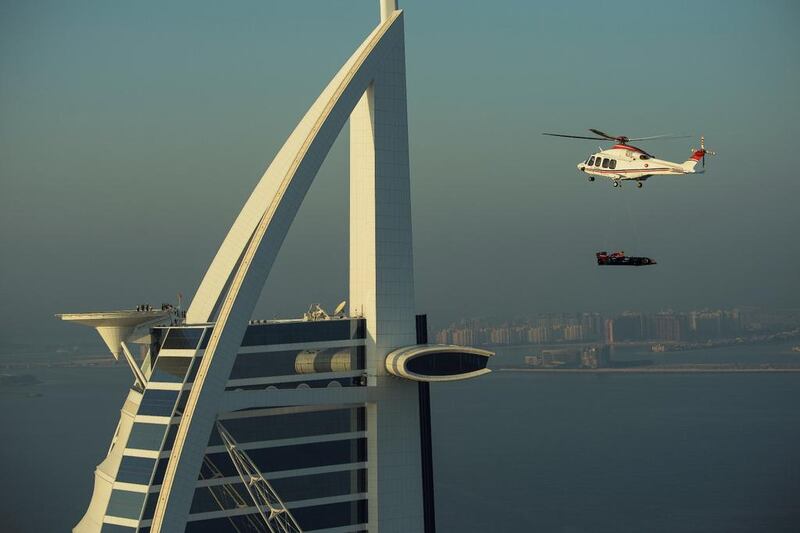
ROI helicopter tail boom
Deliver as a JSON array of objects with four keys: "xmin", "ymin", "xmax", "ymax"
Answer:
[{"xmin": 681, "ymin": 152, "xmax": 704, "ymax": 172}]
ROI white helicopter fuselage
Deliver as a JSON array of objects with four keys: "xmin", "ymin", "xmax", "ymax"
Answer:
[{"xmin": 577, "ymin": 144, "xmax": 704, "ymax": 187}]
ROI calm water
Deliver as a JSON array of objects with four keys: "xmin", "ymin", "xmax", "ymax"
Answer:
[{"xmin": 1, "ymin": 366, "xmax": 798, "ymax": 532}]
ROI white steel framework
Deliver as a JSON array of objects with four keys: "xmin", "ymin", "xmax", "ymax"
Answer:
[{"xmin": 215, "ymin": 421, "xmax": 303, "ymax": 533}]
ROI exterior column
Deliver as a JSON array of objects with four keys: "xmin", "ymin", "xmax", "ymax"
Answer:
[{"xmin": 349, "ymin": 15, "xmax": 423, "ymax": 530}]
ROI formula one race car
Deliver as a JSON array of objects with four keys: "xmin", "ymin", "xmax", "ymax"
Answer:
[{"xmin": 596, "ymin": 251, "xmax": 656, "ymax": 266}]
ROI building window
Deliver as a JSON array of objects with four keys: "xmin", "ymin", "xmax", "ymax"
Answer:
[
  {"xmin": 199, "ymin": 319, "xmax": 365, "ymax": 349},
  {"xmin": 184, "ymin": 501, "xmax": 368, "ymax": 532},
  {"xmin": 200, "ymin": 438, "xmax": 367, "ymax": 478},
  {"xmin": 106, "ymin": 489, "xmax": 146, "ymax": 520},
  {"xmin": 100, "ymin": 525, "xmax": 138, "ymax": 533},
  {"xmin": 292, "ymin": 500, "xmax": 368, "ymax": 531},
  {"xmin": 138, "ymin": 389, "xmax": 179, "ymax": 417},
  {"xmin": 116, "ymin": 456, "xmax": 156, "ymax": 485},
  {"xmin": 128, "ymin": 422, "xmax": 169, "ymax": 451},
  {"xmin": 225, "ymin": 377, "xmax": 356, "ymax": 391},
  {"xmin": 190, "ymin": 469, "xmax": 367, "ymax": 513},
  {"xmin": 141, "ymin": 491, "xmax": 160, "ymax": 520},
  {"xmin": 406, "ymin": 352, "xmax": 489, "ymax": 376},
  {"xmin": 150, "ymin": 356, "xmax": 192, "ymax": 383},
  {"xmin": 209, "ymin": 407, "xmax": 365, "ymax": 446},
  {"xmin": 162, "ymin": 328, "xmax": 204, "ymax": 350},
  {"xmin": 229, "ymin": 347, "xmax": 362, "ymax": 380}
]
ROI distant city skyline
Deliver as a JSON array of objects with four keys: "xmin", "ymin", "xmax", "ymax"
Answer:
[
  {"xmin": 2, "ymin": 1, "xmax": 799, "ymax": 348},
  {"xmin": 433, "ymin": 306, "xmax": 800, "ymax": 347}
]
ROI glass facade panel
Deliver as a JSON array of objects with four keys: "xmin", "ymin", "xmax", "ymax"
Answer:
[
  {"xmin": 191, "ymin": 469, "xmax": 366, "ymax": 513},
  {"xmin": 186, "ymin": 354, "xmax": 203, "ymax": 383},
  {"xmin": 197, "ymin": 319, "xmax": 365, "ymax": 349},
  {"xmin": 199, "ymin": 438, "xmax": 367, "ymax": 479},
  {"xmin": 275, "ymin": 468, "xmax": 367, "ymax": 502},
  {"xmin": 127, "ymin": 422, "xmax": 168, "ymax": 451},
  {"xmin": 106, "ymin": 489, "xmax": 146, "ymax": 520},
  {"xmin": 162, "ymin": 423, "xmax": 179, "ymax": 451},
  {"xmin": 141, "ymin": 491, "xmax": 159, "ymax": 520},
  {"xmin": 116, "ymin": 456, "xmax": 156, "ymax": 485},
  {"xmin": 174, "ymin": 390, "xmax": 191, "ymax": 416},
  {"xmin": 150, "ymin": 356, "xmax": 192, "ymax": 383},
  {"xmin": 184, "ymin": 501, "xmax": 367, "ymax": 533},
  {"xmin": 146, "ymin": 329, "xmax": 164, "ymax": 372},
  {"xmin": 209, "ymin": 408, "xmax": 364, "ymax": 446},
  {"xmin": 185, "ymin": 514, "xmax": 276, "ymax": 532},
  {"xmin": 161, "ymin": 327, "xmax": 204, "ymax": 350},
  {"xmin": 225, "ymin": 377, "xmax": 359, "ymax": 391},
  {"xmin": 152, "ymin": 457, "xmax": 169, "ymax": 486},
  {"xmin": 406, "ymin": 352, "xmax": 488, "ymax": 376},
  {"xmin": 242, "ymin": 320, "xmax": 359, "ymax": 346},
  {"xmin": 138, "ymin": 389, "xmax": 179, "ymax": 417},
  {"xmin": 292, "ymin": 500, "xmax": 368, "ymax": 531},
  {"xmin": 100, "ymin": 525, "xmax": 137, "ymax": 533},
  {"xmin": 229, "ymin": 347, "xmax": 362, "ymax": 380}
]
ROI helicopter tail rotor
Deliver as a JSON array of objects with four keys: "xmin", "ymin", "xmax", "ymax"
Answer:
[{"xmin": 691, "ymin": 135, "xmax": 716, "ymax": 168}]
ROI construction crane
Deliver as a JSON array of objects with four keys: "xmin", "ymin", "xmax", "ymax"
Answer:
[{"xmin": 215, "ymin": 420, "xmax": 304, "ymax": 533}]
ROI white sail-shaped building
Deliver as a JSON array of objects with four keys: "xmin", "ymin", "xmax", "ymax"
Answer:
[{"xmin": 60, "ymin": 2, "xmax": 492, "ymax": 531}]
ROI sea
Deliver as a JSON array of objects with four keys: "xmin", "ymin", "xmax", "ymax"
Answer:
[{"xmin": 1, "ymin": 346, "xmax": 799, "ymax": 532}]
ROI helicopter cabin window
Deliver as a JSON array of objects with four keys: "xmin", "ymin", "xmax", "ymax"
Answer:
[
  {"xmin": 588, "ymin": 156, "xmax": 595, "ymax": 166},
  {"xmin": 601, "ymin": 158, "xmax": 609, "ymax": 168},
  {"xmin": 609, "ymin": 159, "xmax": 617, "ymax": 169},
  {"xmin": 594, "ymin": 158, "xmax": 601, "ymax": 167}
]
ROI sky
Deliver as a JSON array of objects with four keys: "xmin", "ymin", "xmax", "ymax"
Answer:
[{"xmin": 1, "ymin": 0, "xmax": 799, "ymax": 348}]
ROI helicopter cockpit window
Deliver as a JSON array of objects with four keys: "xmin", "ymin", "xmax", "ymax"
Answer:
[
  {"xmin": 595, "ymin": 158, "xmax": 601, "ymax": 167},
  {"xmin": 601, "ymin": 158, "xmax": 609, "ymax": 168},
  {"xmin": 588, "ymin": 156, "xmax": 595, "ymax": 166},
  {"xmin": 609, "ymin": 159, "xmax": 617, "ymax": 169}
]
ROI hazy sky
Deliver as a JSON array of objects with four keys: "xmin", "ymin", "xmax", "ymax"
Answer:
[{"xmin": 1, "ymin": 0, "xmax": 799, "ymax": 347}]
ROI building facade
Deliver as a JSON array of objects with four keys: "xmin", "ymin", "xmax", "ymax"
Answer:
[{"xmin": 61, "ymin": 2, "xmax": 492, "ymax": 532}]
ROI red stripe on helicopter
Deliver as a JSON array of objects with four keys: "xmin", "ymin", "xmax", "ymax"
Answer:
[
  {"xmin": 611, "ymin": 144, "xmax": 652, "ymax": 156},
  {"xmin": 586, "ymin": 168, "xmax": 674, "ymax": 173}
]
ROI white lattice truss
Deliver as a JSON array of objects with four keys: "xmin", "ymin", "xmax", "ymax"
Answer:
[{"xmin": 215, "ymin": 421, "xmax": 303, "ymax": 533}]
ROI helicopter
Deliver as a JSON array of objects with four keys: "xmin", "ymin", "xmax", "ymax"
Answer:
[{"xmin": 543, "ymin": 129, "xmax": 715, "ymax": 188}]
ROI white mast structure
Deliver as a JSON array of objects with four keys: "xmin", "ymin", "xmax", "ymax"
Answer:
[{"xmin": 149, "ymin": 1, "xmax": 424, "ymax": 530}]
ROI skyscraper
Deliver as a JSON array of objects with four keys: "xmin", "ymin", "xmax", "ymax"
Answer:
[{"xmin": 59, "ymin": 2, "xmax": 492, "ymax": 532}]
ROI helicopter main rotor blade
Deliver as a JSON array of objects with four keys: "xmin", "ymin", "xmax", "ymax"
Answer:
[
  {"xmin": 542, "ymin": 133, "xmax": 607, "ymax": 140},
  {"xmin": 627, "ymin": 134, "xmax": 692, "ymax": 141},
  {"xmin": 588, "ymin": 128, "xmax": 618, "ymax": 140}
]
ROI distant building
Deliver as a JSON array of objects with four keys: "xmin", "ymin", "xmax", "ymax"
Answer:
[
  {"xmin": 579, "ymin": 345, "xmax": 610, "ymax": 369},
  {"xmin": 649, "ymin": 313, "xmax": 684, "ymax": 341},
  {"xmin": 613, "ymin": 313, "xmax": 645, "ymax": 341},
  {"xmin": 563, "ymin": 324, "xmax": 585, "ymax": 342},
  {"xmin": 604, "ymin": 319, "xmax": 615, "ymax": 344}
]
